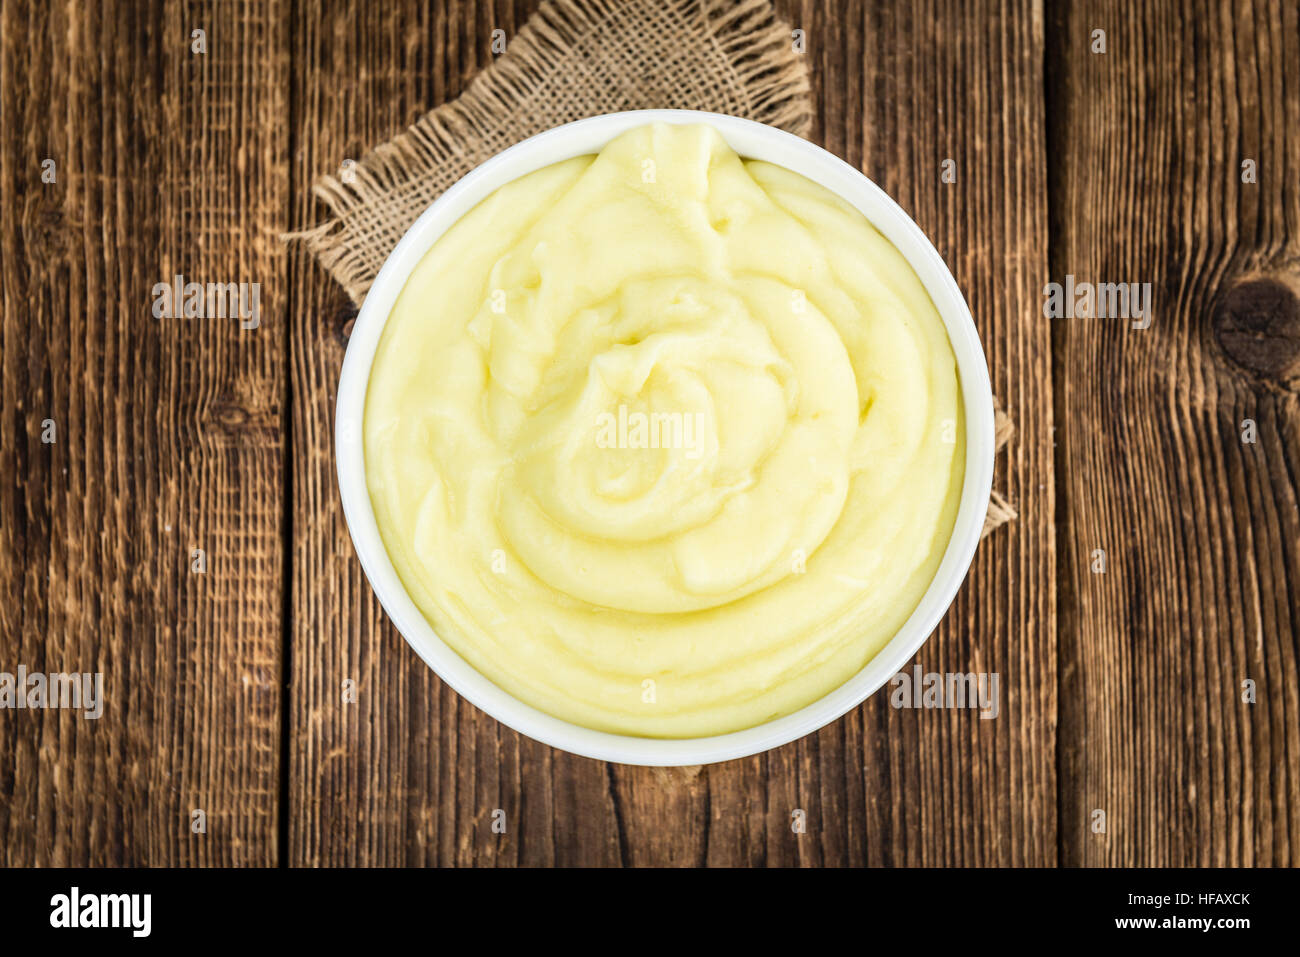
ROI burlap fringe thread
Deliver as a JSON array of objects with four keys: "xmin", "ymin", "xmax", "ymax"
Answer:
[
  {"xmin": 984, "ymin": 398, "xmax": 1017, "ymax": 539},
  {"xmin": 287, "ymin": 0, "xmax": 1017, "ymax": 539}
]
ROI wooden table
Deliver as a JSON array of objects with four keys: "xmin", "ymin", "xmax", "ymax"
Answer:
[{"xmin": 1, "ymin": 0, "xmax": 1296, "ymax": 867}]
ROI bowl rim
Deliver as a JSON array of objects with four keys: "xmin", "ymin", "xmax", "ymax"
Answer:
[{"xmin": 334, "ymin": 108, "xmax": 995, "ymax": 766}]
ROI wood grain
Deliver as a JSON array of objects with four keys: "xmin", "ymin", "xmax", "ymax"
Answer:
[
  {"xmin": 0, "ymin": 0, "xmax": 289, "ymax": 865},
  {"xmin": 1049, "ymin": 0, "xmax": 1300, "ymax": 866}
]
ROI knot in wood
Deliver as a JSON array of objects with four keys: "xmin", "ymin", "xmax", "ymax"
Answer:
[{"xmin": 1212, "ymin": 276, "xmax": 1300, "ymax": 379}]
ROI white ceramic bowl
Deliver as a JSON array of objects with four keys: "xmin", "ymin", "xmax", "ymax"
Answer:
[{"xmin": 336, "ymin": 109, "xmax": 994, "ymax": 766}]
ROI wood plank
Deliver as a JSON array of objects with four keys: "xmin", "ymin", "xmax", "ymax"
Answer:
[
  {"xmin": 1049, "ymin": 0, "xmax": 1300, "ymax": 865},
  {"xmin": 289, "ymin": 0, "xmax": 1054, "ymax": 865},
  {"xmin": 0, "ymin": 0, "xmax": 289, "ymax": 865}
]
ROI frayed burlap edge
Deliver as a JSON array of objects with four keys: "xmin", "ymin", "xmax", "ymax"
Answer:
[
  {"xmin": 982, "ymin": 397, "xmax": 1017, "ymax": 539},
  {"xmin": 287, "ymin": 0, "xmax": 813, "ymax": 304}
]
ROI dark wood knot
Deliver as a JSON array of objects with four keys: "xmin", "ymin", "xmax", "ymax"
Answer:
[
  {"xmin": 333, "ymin": 298, "xmax": 359, "ymax": 345},
  {"xmin": 1212, "ymin": 276, "xmax": 1300, "ymax": 379}
]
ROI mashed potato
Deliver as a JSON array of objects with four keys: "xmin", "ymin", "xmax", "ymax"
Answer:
[{"xmin": 364, "ymin": 123, "xmax": 964, "ymax": 737}]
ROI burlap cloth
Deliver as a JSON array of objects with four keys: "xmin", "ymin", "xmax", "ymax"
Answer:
[{"xmin": 291, "ymin": 0, "xmax": 1016, "ymax": 538}]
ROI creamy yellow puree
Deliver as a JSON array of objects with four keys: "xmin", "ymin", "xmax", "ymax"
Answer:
[{"xmin": 364, "ymin": 123, "xmax": 964, "ymax": 737}]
